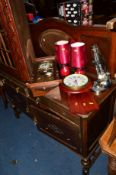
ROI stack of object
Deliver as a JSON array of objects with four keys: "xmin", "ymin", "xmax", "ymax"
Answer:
[
  {"xmin": 57, "ymin": 0, "xmax": 93, "ymax": 26},
  {"xmin": 55, "ymin": 40, "xmax": 87, "ymax": 77},
  {"xmin": 55, "ymin": 40, "xmax": 99, "ymax": 114}
]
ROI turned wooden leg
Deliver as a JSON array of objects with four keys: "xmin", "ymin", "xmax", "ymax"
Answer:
[
  {"xmin": 81, "ymin": 158, "xmax": 90, "ymax": 175},
  {"xmin": 108, "ymin": 156, "xmax": 116, "ymax": 175},
  {"xmin": 11, "ymin": 104, "xmax": 21, "ymax": 118},
  {"xmin": 0, "ymin": 88, "xmax": 8, "ymax": 108}
]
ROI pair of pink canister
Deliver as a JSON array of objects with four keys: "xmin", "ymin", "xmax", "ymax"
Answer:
[{"xmin": 55, "ymin": 40, "xmax": 87, "ymax": 77}]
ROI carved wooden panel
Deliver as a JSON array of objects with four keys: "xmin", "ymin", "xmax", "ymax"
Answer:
[
  {"xmin": 0, "ymin": 0, "xmax": 33, "ymax": 81},
  {"xmin": 0, "ymin": 29, "xmax": 14, "ymax": 67}
]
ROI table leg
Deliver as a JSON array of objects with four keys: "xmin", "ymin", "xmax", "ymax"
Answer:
[
  {"xmin": 81, "ymin": 158, "xmax": 90, "ymax": 175},
  {"xmin": 0, "ymin": 87, "xmax": 8, "ymax": 108}
]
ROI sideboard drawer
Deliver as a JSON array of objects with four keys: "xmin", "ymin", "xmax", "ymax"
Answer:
[{"xmin": 30, "ymin": 105, "xmax": 81, "ymax": 152}]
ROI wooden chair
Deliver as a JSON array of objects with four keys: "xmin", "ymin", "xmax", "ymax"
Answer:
[{"xmin": 99, "ymin": 116, "xmax": 116, "ymax": 175}]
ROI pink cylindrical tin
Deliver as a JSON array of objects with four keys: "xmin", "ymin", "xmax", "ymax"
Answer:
[
  {"xmin": 70, "ymin": 42, "xmax": 87, "ymax": 69},
  {"xmin": 55, "ymin": 40, "xmax": 70, "ymax": 64},
  {"xmin": 55, "ymin": 40, "xmax": 70, "ymax": 77}
]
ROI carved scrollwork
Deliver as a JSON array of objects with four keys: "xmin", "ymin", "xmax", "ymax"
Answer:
[{"xmin": 0, "ymin": 0, "xmax": 30, "ymax": 80}]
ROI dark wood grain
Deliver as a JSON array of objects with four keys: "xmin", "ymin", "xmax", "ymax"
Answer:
[{"xmin": 0, "ymin": 1, "xmax": 116, "ymax": 175}]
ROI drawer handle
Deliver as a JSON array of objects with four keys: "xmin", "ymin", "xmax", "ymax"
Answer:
[
  {"xmin": 66, "ymin": 138, "xmax": 71, "ymax": 141},
  {"xmin": 33, "ymin": 117, "xmax": 37, "ymax": 125},
  {"xmin": 16, "ymin": 87, "xmax": 20, "ymax": 93},
  {"xmin": 47, "ymin": 124, "xmax": 64, "ymax": 135}
]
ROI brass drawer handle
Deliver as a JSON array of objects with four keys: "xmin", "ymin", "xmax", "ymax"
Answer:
[{"xmin": 16, "ymin": 87, "xmax": 20, "ymax": 93}]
